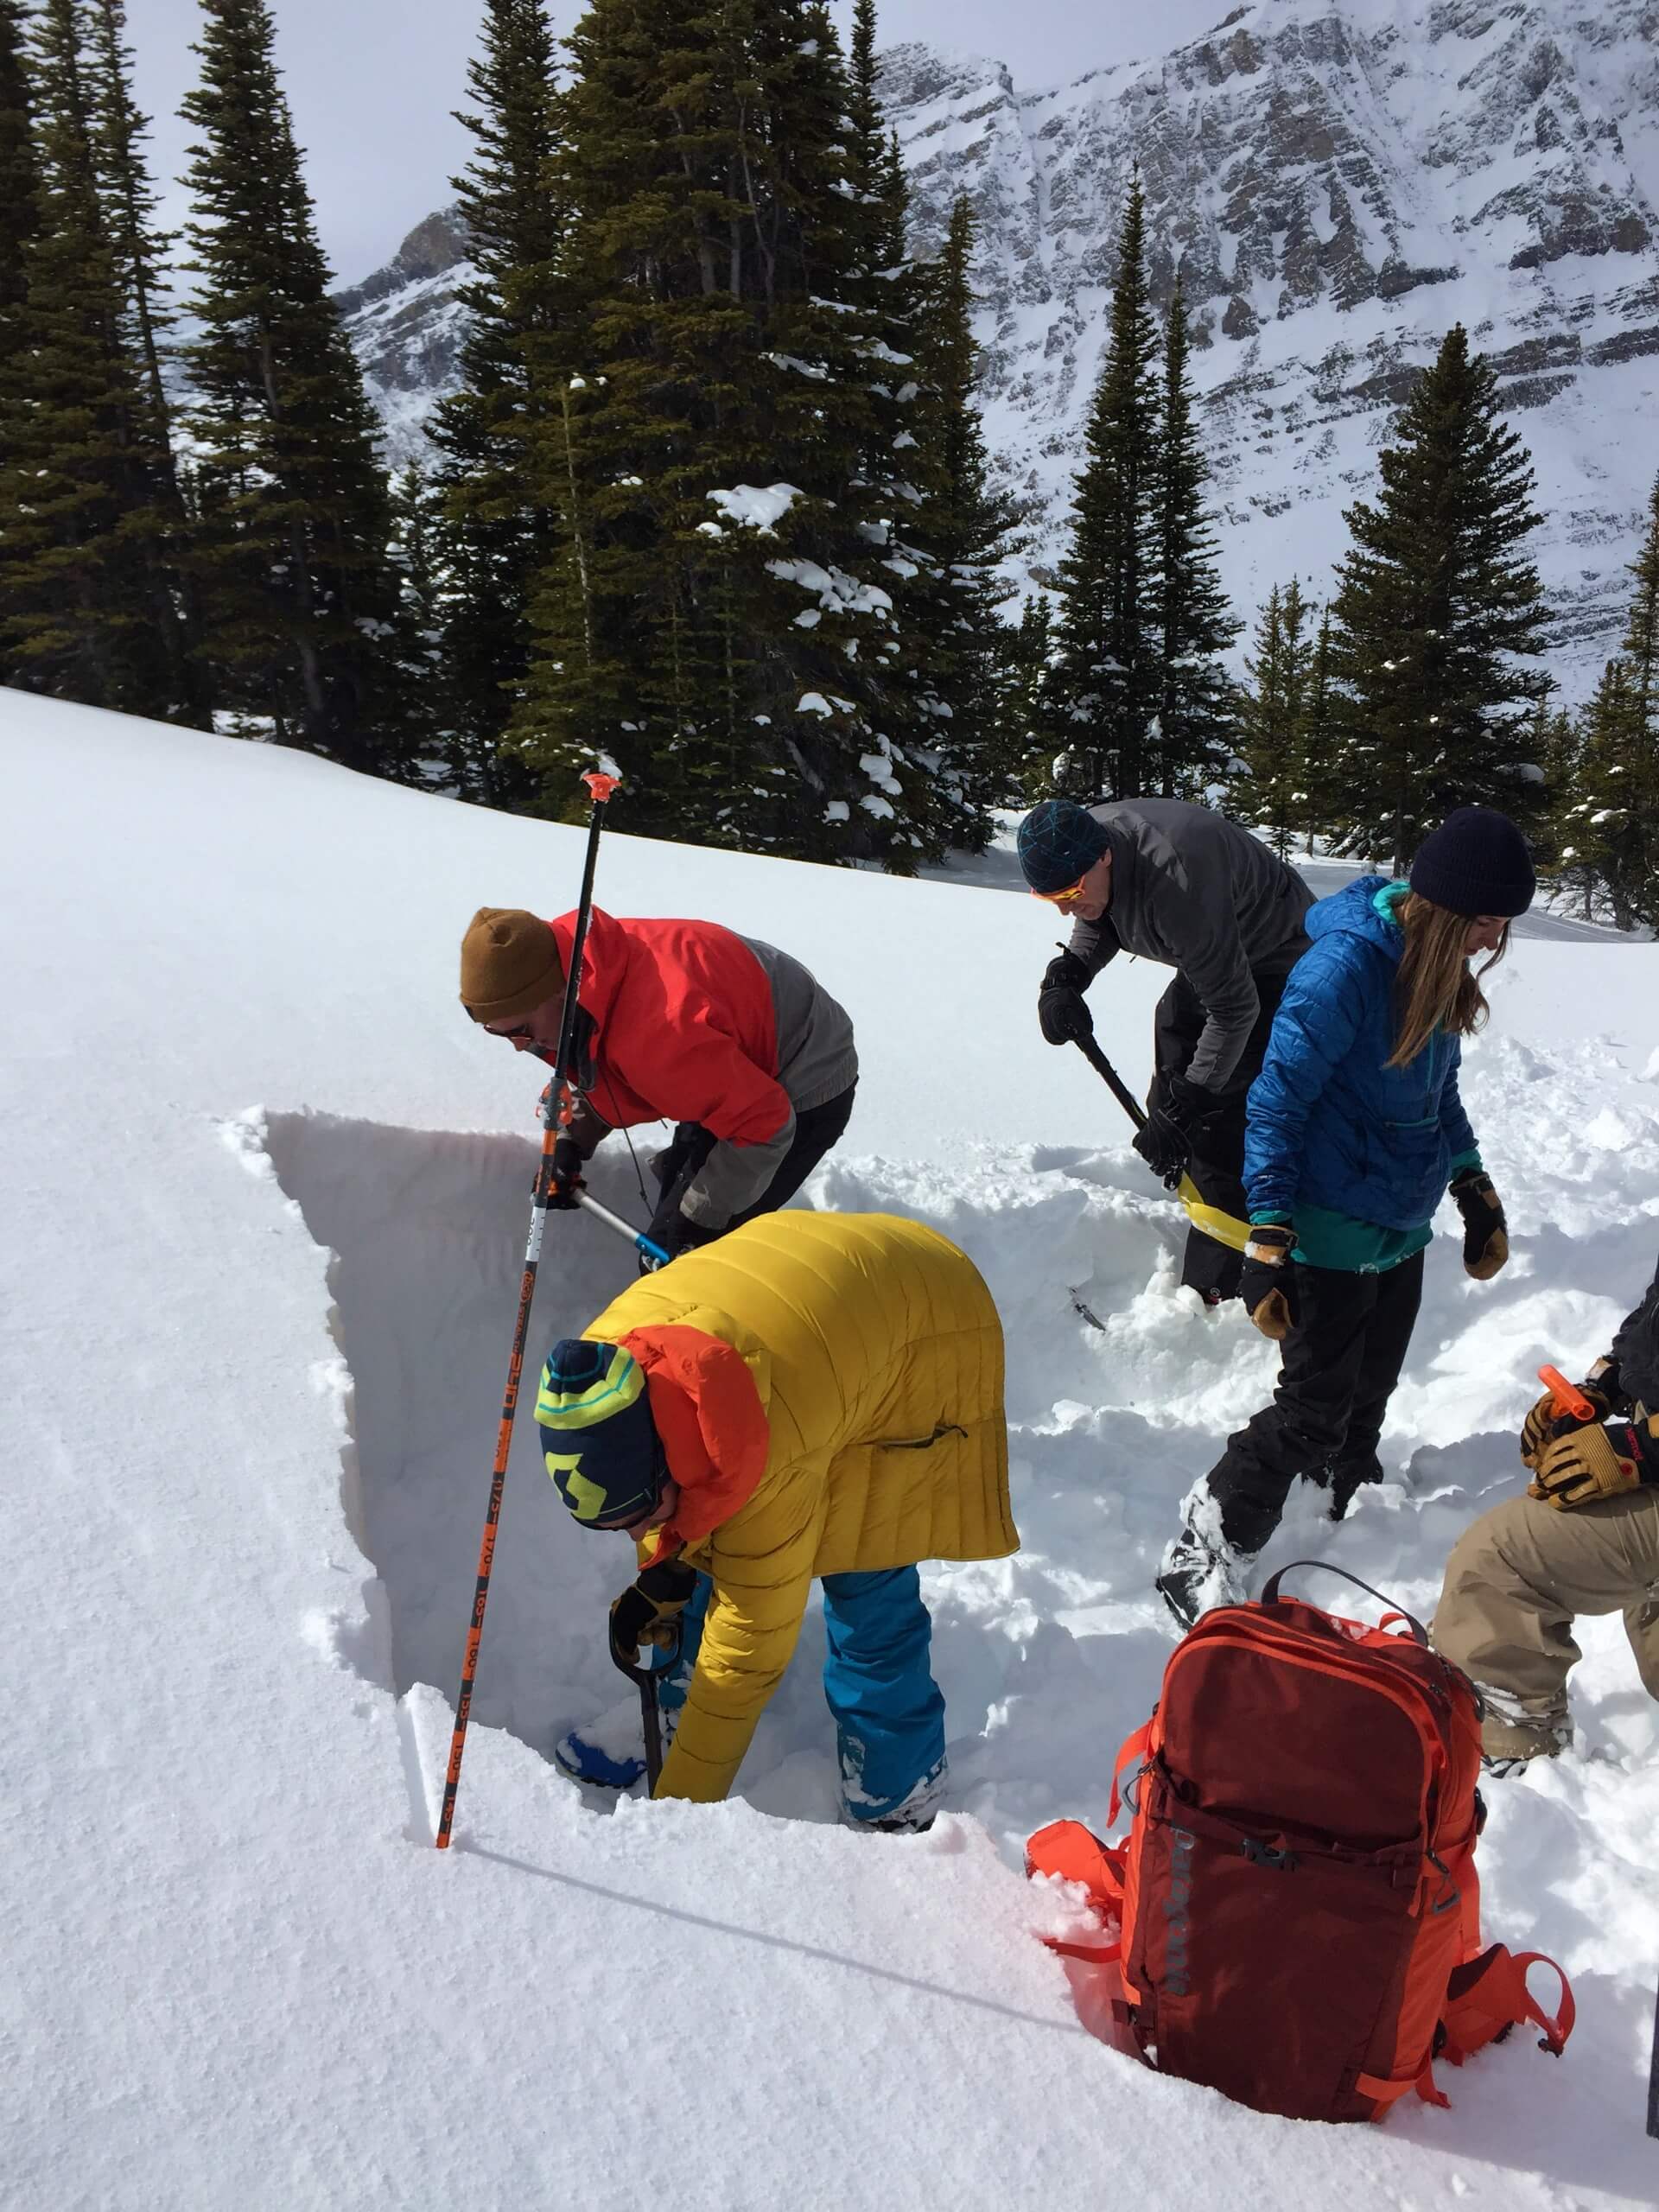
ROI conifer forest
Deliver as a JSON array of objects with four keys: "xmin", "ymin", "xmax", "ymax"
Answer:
[{"xmin": 2, "ymin": 0, "xmax": 1656, "ymax": 917}]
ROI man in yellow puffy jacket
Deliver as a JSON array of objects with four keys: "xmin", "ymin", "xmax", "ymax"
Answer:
[{"xmin": 535, "ymin": 1211, "xmax": 1017, "ymax": 1827}]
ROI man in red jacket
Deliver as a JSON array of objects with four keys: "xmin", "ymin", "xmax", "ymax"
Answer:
[{"xmin": 461, "ymin": 906, "xmax": 859, "ymax": 1263}]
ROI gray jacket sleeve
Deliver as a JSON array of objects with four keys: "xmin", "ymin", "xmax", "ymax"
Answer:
[
  {"xmin": 1064, "ymin": 912, "xmax": 1121, "ymax": 978},
  {"xmin": 679, "ymin": 1111, "xmax": 797, "ymax": 1228},
  {"xmin": 1143, "ymin": 874, "xmax": 1261, "ymax": 1092}
]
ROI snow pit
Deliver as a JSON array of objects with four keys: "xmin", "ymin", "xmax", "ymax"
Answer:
[{"xmin": 259, "ymin": 1108, "xmax": 671, "ymax": 1772}]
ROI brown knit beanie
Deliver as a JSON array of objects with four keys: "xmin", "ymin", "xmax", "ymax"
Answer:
[{"xmin": 459, "ymin": 907, "xmax": 565, "ymax": 1023}]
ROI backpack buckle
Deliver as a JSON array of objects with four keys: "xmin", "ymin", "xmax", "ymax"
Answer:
[{"xmin": 1241, "ymin": 1835, "xmax": 1298, "ymax": 1872}]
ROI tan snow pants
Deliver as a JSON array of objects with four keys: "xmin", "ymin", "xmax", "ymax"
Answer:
[{"xmin": 1431, "ymin": 1489, "xmax": 1659, "ymax": 1761}]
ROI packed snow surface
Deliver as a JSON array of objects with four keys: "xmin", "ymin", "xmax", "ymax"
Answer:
[{"xmin": 6, "ymin": 691, "xmax": 1659, "ymax": 2208}]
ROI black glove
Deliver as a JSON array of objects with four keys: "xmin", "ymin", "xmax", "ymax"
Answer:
[
  {"xmin": 639, "ymin": 1206, "xmax": 721, "ymax": 1275},
  {"xmin": 1448, "ymin": 1167, "xmax": 1508, "ymax": 1281},
  {"xmin": 1037, "ymin": 950, "xmax": 1092, "ymax": 1047},
  {"xmin": 1131, "ymin": 1074, "xmax": 1205, "ymax": 1190},
  {"xmin": 1239, "ymin": 1223, "xmax": 1298, "ymax": 1341},
  {"xmin": 546, "ymin": 1135, "xmax": 585, "ymax": 1211},
  {"xmin": 608, "ymin": 1559, "xmax": 698, "ymax": 1669}
]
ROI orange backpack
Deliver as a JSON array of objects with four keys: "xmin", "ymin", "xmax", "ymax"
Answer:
[{"xmin": 1027, "ymin": 1563, "xmax": 1574, "ymax": 2123}]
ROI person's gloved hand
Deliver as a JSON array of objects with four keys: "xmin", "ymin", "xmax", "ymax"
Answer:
[
  {"xmin": 1239, "ymin": 1223, "xmax": 1298, "ymax": 1341},
  {"xmin": 1448, "ymin": 1167, "xmax": 1509, "ymax": 1281},
  {"xmin": 1520, "ymin": 1367, "xmax": 1620, "ymax": 1470},
  {"xmin": 639, "ymin": 1207, "xmax": 721, "ymax": 1275},
  {"xmin": 1037, "ymin": 950, "xmax": 1092, "ymax": 1047},
  {"xmin": 1132, "ymin": 1074, "xmax": 1205, "ymax": 1191},
  {"xmin": 608, "ymin": 1560, "xmax": 698, "ymax": 1668},
  {"xmin": 545, "ymin": 1135, "xmax": 586, "ymax": 1211},
  {"xmin": 1528, "ymin": 1419, "xmax": 1654, "ymax": 1510}
]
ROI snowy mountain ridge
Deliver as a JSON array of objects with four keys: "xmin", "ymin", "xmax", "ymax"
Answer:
[{"xmin": 337, "ymin": 0, "xmax": 1659, "ymax": 690}]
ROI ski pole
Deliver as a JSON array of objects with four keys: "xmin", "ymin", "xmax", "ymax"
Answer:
[
  {"xmin": 1648, "ymin": 1979, "xmax": 1659, "ymax": 2139},
  {"xmin": 1071, "ymin": 1034, "xmax": 1252, "ymax": 1255},
  {"xmin": 435, "ymin": 766, "xmax": 620, "ymax": 1851}
]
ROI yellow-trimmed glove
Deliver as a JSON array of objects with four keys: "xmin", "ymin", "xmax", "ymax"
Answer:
[
  {"xmin": 1448, "ymin": 1167, "xmax": 1508, "ymax": 1281},
  {"xmin": 608, "ymin": 1559, "xmax": 698, "ymax": 1668},
  {"xmin": 1519, "ymin": 1376, "xmax": 1617, "ymax": 1471},
  {"xmin": 1240, "ymin": 1223, "xmax": 1298, "ymax": 1342},
  {"xmin": 1529, "ymin": 1422, "xmax": 1644, "ymax": 1510}
]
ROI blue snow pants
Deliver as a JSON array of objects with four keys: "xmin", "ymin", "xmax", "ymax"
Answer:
[{"xmin": 655, "ymin": 1566, "xmax": 946, "ymax": 1819}]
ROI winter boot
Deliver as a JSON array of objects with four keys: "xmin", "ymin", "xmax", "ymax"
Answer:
[
  {"xmin": 1155, "ymin": 1522, "xmax": 1253, "ymax": 1632},
  {"xmin": 841, "ymin": 1756, "xmax": 947, "ymax": 1835}
]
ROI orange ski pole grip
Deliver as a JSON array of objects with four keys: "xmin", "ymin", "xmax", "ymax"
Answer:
[{"xmin": 1539, "ymin": 1365, "xmax": 1596, "ymax": 1422}]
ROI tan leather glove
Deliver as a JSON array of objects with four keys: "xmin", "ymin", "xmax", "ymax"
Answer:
[
  {"xmin": 1529, "ymin": 1423, "xmax": 1642, "ymax": 1510},
  {"xmin": 1449, "ymin": 1168, "xmax": 1508, "ymax": 1281},
  {"xmin": 1240, "ymin": 1224, "xmax": 1297, "ymax": 1342}
]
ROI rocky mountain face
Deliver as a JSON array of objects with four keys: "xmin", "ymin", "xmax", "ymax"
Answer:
[{"xmin": 335, "ymin": 0, "xmax": 1659, "ymax": 688}]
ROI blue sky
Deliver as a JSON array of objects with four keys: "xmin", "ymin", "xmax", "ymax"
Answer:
[{"xmin": 127, "ymin": 0, "xmax": 1233, "ymax": 285}]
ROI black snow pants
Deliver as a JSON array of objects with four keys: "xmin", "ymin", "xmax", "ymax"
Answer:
[
  {"xmin": 1148, "ymin": 966, "xmax": 1293, "ymax": 1301},
  {"xmin": 649, "ymin": 1082, "xmax": 858, "ymax": 1243},
  {"xmin": 1203, "ymin": 1249, "xmax": 1426, "ymax": 1555}
]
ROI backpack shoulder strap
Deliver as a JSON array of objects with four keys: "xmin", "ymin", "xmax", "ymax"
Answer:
[
  {"xmin": 1442, "ymin": 1945, "xmax": 1575, "ymax": 2064},
  {"xmin": 1108, "ymin": 1719, "xmax": 1152, "ymax": 1827}
]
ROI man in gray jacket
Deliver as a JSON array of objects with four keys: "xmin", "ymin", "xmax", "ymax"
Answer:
[{"xmin": 1018, "ymin": 796, "xmax": 1313, "ymax": 1301}]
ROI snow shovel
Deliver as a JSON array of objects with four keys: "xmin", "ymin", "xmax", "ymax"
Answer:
[
  {"xmin": 1073, "ymin": 1034, "xmax": 1250, "ymax": 1255},
  {"xmin": 611, "ymin": 1619, "xmax": 683, "ymax": 1795}
]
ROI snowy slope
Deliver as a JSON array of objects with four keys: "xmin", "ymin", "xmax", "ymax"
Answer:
[
  {"xmin": 6, "ymin": 691, "xmax": 1659, "ymax": 2208},
  {"xmin": 338, "ymin": 1, "xmax": 1659, "ymax": 696}
]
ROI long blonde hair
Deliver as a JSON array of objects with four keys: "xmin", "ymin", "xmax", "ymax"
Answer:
[{"xmin": 1387, "ymin": 893, "xmax": 1509, "ymax": 1069}]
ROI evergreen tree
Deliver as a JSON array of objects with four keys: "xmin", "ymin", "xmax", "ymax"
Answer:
[
  {"xmin": 516, "ymin": 0, "xmax": 965, "ymax": 866},
  {"xmin": 1006, "ymin": 590, "xmax": 1052, "ymax": 789},
  {"xmin": 1155, "ymin": 272, "xmax": 1237, "ymax": 797},
  {"xmin": 1622, "ymin": 469, "xmax": 1659, "ymax": 735},
  {"xmin": 381, "ymin": 461, "xmax": 461, "ymax": 783},
  {"xmin": 1297, "ymin": 606, "xmax": 1341, "ymax": 855},
  {"xmin": 1563, "ymin": 658, "xmax": 1657, "ymax": 931},
  {"xmin": 0, "ymin": 0, "xmax": 39, "ymax": 689},
  {"xmin": 1229, "ymin": 579, "xmax": 1312, "ymax": 855},
  {"xmin": 906, "ymin": 192, "xmax": 1018, "ymax": 832},
  {"xmin": 1041, "ymin": 172, "xmax": 1161, "ymax": 797},
  {"xmin": 86, "ymin": 0, "xmax": 211, "ymax": 721},
  {"xmin": 0, "ymin": 0, "xmax": 39, "ymax": 367},
  {"xmin": 0, "ymin": 0, "xmax": 191, "ymax": 715},
  {"xmin": 180, "ymin": 0, "xmax": 396, "ymax": 766},
  {"xmin": 429, "ymin": 0, "xmax": 563, "ymax": 804},
  {"xmin": 1327, "ymin": 323, "xmax": 1549, "ymax": 872},
  {"xmin": 1523, "ymin": 683, "xmax": 1575, "ymax": 869}
]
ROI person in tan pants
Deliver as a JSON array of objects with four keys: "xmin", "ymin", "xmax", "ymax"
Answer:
[{"xmin": 1433, "ymin": 1253, "xmax": 1659, "ymax": 1767}]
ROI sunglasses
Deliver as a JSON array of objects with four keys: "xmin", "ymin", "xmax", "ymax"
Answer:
[
  {"xmin": 486, "ymin": 1018, "xmax": 537, "ymax": 1043},
  {"xmin": 1030, "ymin": 873, "xmax": 1090, "ymax": 906}
]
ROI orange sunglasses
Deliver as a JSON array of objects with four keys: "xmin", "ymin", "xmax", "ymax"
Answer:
[{"xmin": 1029, "ymin": 873, "xmax": 1091, "ymax": 906}]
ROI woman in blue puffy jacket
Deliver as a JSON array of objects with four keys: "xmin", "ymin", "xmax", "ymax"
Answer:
[{"xmin": 1157, "ymin": 808, "xmax": 1536, "ymax": 1630}]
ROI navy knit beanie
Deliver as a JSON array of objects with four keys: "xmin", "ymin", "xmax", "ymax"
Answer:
[
  {"xmin": 1408, "ymin": 807, "xmax": 1535, "ymax": 920},
  {"xmin": 534, "ymin": 1339, "xmax": 664, "ymax": 1529},
  {"xmin": 1016, "ymin": 798, "xmax": 1110, "ymax": 893}
]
